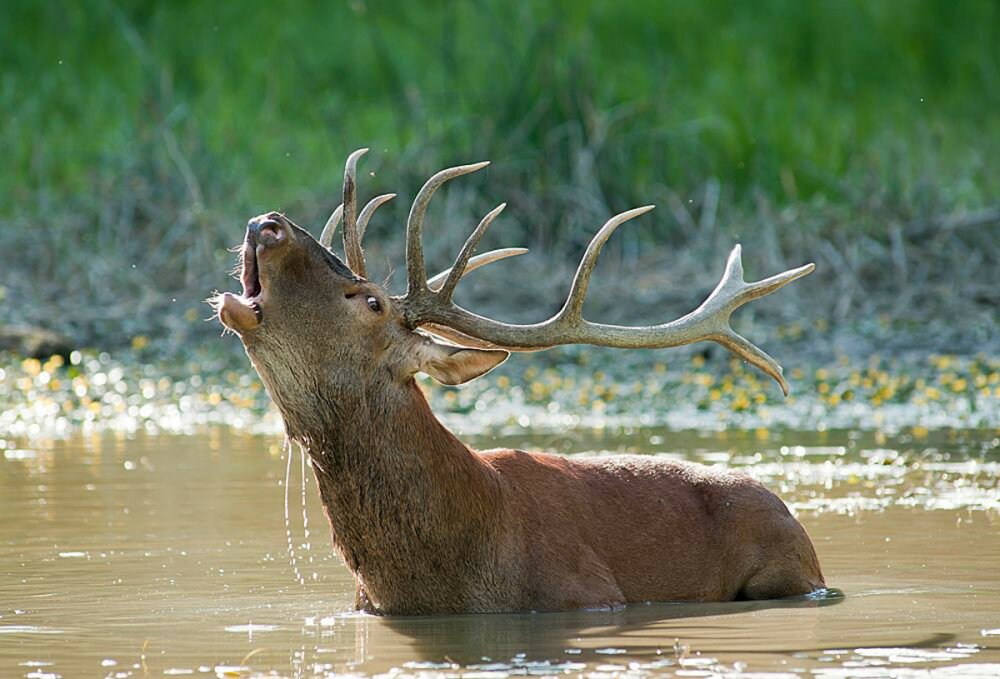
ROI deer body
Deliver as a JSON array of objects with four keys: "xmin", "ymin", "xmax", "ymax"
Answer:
[
  {"xmin": 262, "ymin": 367, "xmax": 823, "ymax": 615},
  {"xmin": 217, "ymin": 149, "xmax": 825, "ymax": 615}
]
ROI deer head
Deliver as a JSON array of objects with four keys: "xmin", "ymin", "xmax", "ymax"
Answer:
[
  {"xmin": 216, "ymin": 148, "xmax": 813, "ymax": 435},
  {"xmin": 213, "ymin": 151, "xmax": 522, "ymax": 435}
]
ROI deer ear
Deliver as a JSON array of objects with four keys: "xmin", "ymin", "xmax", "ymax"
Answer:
[{"xmin": 409, "ymin": 335, "xmax": 508, "ymax": 385}]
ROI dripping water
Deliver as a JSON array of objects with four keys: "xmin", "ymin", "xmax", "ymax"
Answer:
[
  {"xmin": 299, "ymin": 442, "xmax": 315, "ymax": 579},
  {"xmin": 283, "ymin": 436, "xmax": 305, "ymax": 585}
]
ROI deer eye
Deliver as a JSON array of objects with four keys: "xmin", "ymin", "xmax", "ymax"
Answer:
[{"xmin": 366, "ymin": 296, "xmax": 381, "ymax": 312}]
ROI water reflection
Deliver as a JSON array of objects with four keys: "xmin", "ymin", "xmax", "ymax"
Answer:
[
  {"xmin": 376, "ymin": 592, "xmax": 845, "ymax": 666},
  {"xmin": 0, "ymin": 428, "xmax": 998, "ymax": 677}
]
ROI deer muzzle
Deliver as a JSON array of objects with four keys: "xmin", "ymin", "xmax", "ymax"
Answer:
[{"xmin": 217, "ymin": 213, "xmax": 291, "ymax": 333}]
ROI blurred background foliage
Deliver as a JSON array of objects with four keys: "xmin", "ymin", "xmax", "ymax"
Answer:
[{"xmin": 1, "ymin": 0, "xmax": 997, "ymax": 355}]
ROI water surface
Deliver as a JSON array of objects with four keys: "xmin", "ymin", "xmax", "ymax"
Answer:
[{"xmin": 1, "ymin": 428, "xmax": 998, "ymax": 677}]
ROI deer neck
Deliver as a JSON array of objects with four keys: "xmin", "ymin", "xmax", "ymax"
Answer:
[{"xmin": 284, "ymin": 378, "xmax": 504, "ymax": 608}]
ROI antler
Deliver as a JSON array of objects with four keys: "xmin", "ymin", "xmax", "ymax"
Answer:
[
  {"xmin": 398, "ymin": 162, "xmax": 815, "ymax": 395},
  {"xmin": 318, "ymin": 148, "xmax": 397, "ymax": 256},
  {"xmin": 318, "ymin": 151, "xmax": 527, "ymax": 287}
]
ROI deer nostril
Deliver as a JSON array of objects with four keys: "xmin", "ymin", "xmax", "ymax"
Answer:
[
  {"xmin": 260, "ymin": 220, "xmax": 281, "ymax": 238},
  {"xmin": 248, "ymin": 215, "xmax": 286, "ymax": 247}
]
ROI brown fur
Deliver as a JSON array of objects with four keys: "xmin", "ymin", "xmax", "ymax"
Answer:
[{"xmin": 217, "ymin": 212, "xmax": 825, "ymax": 615}]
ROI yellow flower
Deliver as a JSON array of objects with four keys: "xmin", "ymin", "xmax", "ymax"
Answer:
[
  {"xmin": 131, "ymin": 335, "xmax": 149, "ymax": 350},
  {"xmin": 934, "ymin": 355, "xmax": 953, "ymax": 370},
  {"xmin": 950, "ymin": 378, "xmax": 967, "ymax": 392}
]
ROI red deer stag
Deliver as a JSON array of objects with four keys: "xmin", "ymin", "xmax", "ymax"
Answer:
[{"xmin": 215, "ymin": 149, "xmax": 824, "ymax": 615}]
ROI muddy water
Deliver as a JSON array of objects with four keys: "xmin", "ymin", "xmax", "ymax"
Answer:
[{"xmin": 1, "ymin": 428, "xmax": 998, "ymax": 678}]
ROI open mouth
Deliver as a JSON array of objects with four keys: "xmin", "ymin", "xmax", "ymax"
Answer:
[
  {"xmin": 218, "ymin": 214, "xmax": 290, "ymax": 332},
  {"xmin": 240, "ymin": 243, "xmax": 264, "ymax": 322}
]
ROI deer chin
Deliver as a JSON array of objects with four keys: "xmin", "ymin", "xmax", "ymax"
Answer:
[{"xmin": 217, "ymin": 292, "xmax": 263, "ymax": 333}]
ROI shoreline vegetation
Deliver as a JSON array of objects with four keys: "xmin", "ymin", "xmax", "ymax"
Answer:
[
  {"xmin": 2, "ymin": 2, "xmax": 997, "ymax": 351},
  {"xmin": 2, "ymin": 343, "xmax": 996, "ymax": 442},
  {"xmin": 1, "ymin": 2, "xmax": 996, "ymax": 441}
]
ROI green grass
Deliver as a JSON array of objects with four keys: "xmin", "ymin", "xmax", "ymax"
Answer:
[{"xmin": 1, "ymin": 0, "xmax": 997, "ymax": 349}]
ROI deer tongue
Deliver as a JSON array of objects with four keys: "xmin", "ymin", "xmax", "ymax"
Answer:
[{"xmin": 241, "ymin": 243, "xmax": 262, "ymax": 299}]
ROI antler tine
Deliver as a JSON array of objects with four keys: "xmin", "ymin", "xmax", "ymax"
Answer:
[
  {"xmin": 342, "ymin": 148, "xmax": 369, "ymax": 277},
  {"xmin": 427, "ymin": 247, "xmax": 529, "ymax": 292},
  {"xmin": 319, "ymin": 204, "xmax": 343, "ymax": 248},
  {"xmin": 322, "ymin": 192, "xmax": 394, "ymax": 252},
  {"xmin": 357, "ymin": 194, "xmax": 396, "ymax": 241},
  {"xmin": 436, "ymin": 203, "xmax": 507, "ymax": 302},
  {"xmin": 420, "ymin": 323, "xmax": 504, "ymax": 350},
  {"xmin": 693, "ymin": 245, "xmax": 814, "ymax": 395},
  {"xmin": 558, "ymin": 206, "xmax": 655, "ymax": 322},
  {"xmin": 406, "ymin": 161, "xmax": 490, "ymax": 296}
]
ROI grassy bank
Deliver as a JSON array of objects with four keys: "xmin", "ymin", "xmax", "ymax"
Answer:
[{"xmin": 1, "ymin": 0, "xmax": 997, "ymax": 354}]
